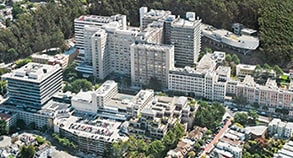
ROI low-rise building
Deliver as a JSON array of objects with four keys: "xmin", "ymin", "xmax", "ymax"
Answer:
[
  {"xmin": 71, "ymin": 80, "xmax": 118, "ymax": 114},
  {"xmin": 168, "ymin": 52, "xmax": 230, "ymax": 102},
  {"xmin": 0, "ymin": 111, "xmax": 17, "ymax": 132},
  {"xmin": 236, "ymin": 64, "xmax": 256, "ymax": 77},
  {"xmin": 274, "ymin": 141, "xmax": 293, "ymax": 158},
  {"xmin": 53, "ymin": 115, "xmax": 127, "ymax": 156},
  {"xmin": 214, "ymin": 141, "xmax": 242, "ymax": 158},
  {"xmin": 268, "ymin": 118, "xmax": 293, "ymax": 139},
  {"xmin": 31, "ymin": 53, "xmax": 70, "ymax": 70},
  {"xmin": 245, "ymin": 126, "xmax": 267, "ymax": 139},
  {"xmin": 128, "ymin": 95, "xmax": 193, "ymax": 139},
  {"xmin": 234, "ymin": 75, "xmax": 293, "ymax": 110}
]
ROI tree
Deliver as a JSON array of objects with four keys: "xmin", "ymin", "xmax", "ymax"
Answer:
[
  {"xmin": 234, "ymin": 112, "xmax": 248, "ymax": 126},
  {"xmin": 5, "ymin": 48, "xmax": 18, "ymax": 61},
  {"xmin": 232, "ymin": 54, "xmax": 240, "ymax": 64},
  {"xmin": 16, "ymin": 119, "xmax": 26, "ymax": 130},
  {"xmin": 0, "ymin": 120, "xmax": 8, "ymax": 135},
  {"xmin": 258, "ymin": 0, "xmax": 293, "ymax": 64},
  {"xmin": 36, "ymin": 136, "xmax": 45, "ymax": 145},
  {"xmin": 273, "ymin": 65, "xmax": 283, "ymax": 76},
  {"xmin": 148, "ymin": 140, "xmax": 165, "ymax": 157},
  {"xmin": 248, "ymin": 110, "xmax": 258, "ymax": 122},
  {"xmin": 0, "ymin": 80, "xmax": 7, "ymax": 96},
  {"xmin": 63, "ymin": 79, "xmax": 93, "ymax": 93},
  {"xmin": 20, "ymin": 145, "xmax": 35, "ymax": 158},
  {"xmin": 251, "ymin": 102, "xmax": 260, "ymax": 109},
  {"xmin": 194, "ymin": 102, "xmax": 225, "ymax": 130},
  {"xmin": 162, "ymin": 130, "xmax": 176, "ymax": 147},
  {"xmin": 255, "ymin": 64, "xmax": 262, "ymax": 70},
  {"xmin": 263, "ymin": 63, "xmax": 271, "ymax": 70},
  {"xmin": 188, "ymin": 151, "xmax": 196, "ymax": 158},
  {"xmin": 225, "ymin": 54, "xmax": 232, "ymax": 62}
]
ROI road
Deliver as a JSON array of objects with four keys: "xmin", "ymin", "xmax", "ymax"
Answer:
[
  {"xmin": 200, "ymin": 118, "xmax": 232, "ymax": 157},
  {"xmin": 225, "ymin": 106, "xmax": 271, "ymax": 123}
]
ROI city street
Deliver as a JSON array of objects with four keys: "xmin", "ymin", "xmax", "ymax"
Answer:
[{"xmin": 200, "ymin": 118, "xmax": 232, "ymax": 157}]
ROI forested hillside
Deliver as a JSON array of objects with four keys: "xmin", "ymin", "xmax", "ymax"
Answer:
[
  {"xmin": 0, "ymin": 0, "xmax": 85, "ymax": 62},
  {"xmin": 1, "ymin": 0, "xmax": 292, "ymax": 66}
]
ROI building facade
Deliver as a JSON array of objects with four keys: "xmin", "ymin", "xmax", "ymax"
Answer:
[
  {"xmin": 170, "ymin": 13, "xmax": 201, "ymax": 67},
  {"xmin": 130, "ymin": 43, "xmax": 175, "ymax": 88},
  {"xmin": 2, "ymin": 63, "xmax": 62, "ymax": 108}
]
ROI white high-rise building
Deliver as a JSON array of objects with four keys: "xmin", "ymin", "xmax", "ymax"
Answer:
[
  {"xmin": 130, "ymin": 43, "xmax": 175, "ymax": 88},
  {"xmin": 76, "ymin": 27, "xmax": 109, "ymax": 80},
  {"xmin": 74, "ymin": 14, "xmax": 127, "ymax": 50},
  {"xmin": 106, "ymin": 27, "xmax": 139, "ymax": 75}
]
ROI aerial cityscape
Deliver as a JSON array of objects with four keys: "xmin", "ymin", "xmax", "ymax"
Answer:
[{"xmin": 0, "ymin": 0, "xmax": 292, "ymax": 158}]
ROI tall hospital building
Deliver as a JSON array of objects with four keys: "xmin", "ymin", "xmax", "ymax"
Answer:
[{"xmin": 74, "ymin": 7, "xmax": 202, "ymax": 88}]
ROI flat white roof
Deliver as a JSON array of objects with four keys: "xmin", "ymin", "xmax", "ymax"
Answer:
[
  {"xmin": 245, "ymin": 126, "xmax": 267, "ymax": 136},
  {"xmin": 95, "ymin": 80, "xmax": 117, "ymax": 96},
  {"xmin": 237, "ymin": 64, "xmax": 256, "ymax": 71},
  {"xmin": 2, "ymin": 62, "xmax": 61, "ymax": 83}
]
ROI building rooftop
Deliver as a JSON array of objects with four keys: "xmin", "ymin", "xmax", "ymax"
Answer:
[
  {"xmin": 106, "ymin": 93, "xmax": 135, "ymax": 110},
  {"xmin": 71, "ymin": 91, "xmax": 92, "ymax": 103},
  {"xmin": 54, "ymin": 115, "xmax": 127, "ymax": 143},
  {"xmin": 133, "ymin": 89, "xmax": 154, "ymax": 106},
  {"xmin": 172, "ymin": 18, "xmax": 201, "ymax": 28},
  {"xmin": 196, "ymin": 53, "xmax": 217, "ymax": 73},
  {"xmin": 245, "ymin": 126, "xmax": 267, "ymax": 136},
  {"xmin": 131, "ymin": 42, "xmax": 174, "ymax": 51},
  {"xmin": 216, "ymin": 66, "xmax": 231, "ymax": 76},
  {"xmin": 202, "ymin": 24, "xmax": 259, "ymax": 50},
  {"xmin": 2, "ymin": 62, "xmax": 61, "ymax": 83},
  {"xmin": 144, "ymin": 9, "xmax": 171, "ymax": 19},
  {"xmin": 237, "ymin": 64, "xmax": 256, "ymax": 71},
  {"xmin": 95, "ymin": 80, "xmax": 117, "ymax": 96}
]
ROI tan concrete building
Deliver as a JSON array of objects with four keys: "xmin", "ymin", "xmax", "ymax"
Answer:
[{"xmin": 130, "ymin": 43, "xmax": 175, "ymax": 88}]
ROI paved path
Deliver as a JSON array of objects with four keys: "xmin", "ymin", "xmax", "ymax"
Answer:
[{"xmin": 200, "ymin": 118, "xmax": 232, "ymax": 157}]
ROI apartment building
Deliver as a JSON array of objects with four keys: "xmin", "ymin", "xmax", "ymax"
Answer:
[
  {"xmin": 106, "ymin": 26, "xmax": 139, "ymax": 75},
  {"xmin": 54, "ymin": 115, "xmax": 127, "ymax": 156},
  {"xmin": 234, "ymin": 75, "xmax": 293, "ymax": 109},
  {"xmin": 268, "ymin": 118, "xmax": 293, "ymax": 138},
  {"xmin": 128, "ymin": 96, "xmax": 192, "ymax": 139},
  {"xmin": 130, "ymin": 43, "xmax": 175, "ymax": 88},
  {"xmin": 2, "ymin": 63, "xmax": 62, "ymax": 108}
]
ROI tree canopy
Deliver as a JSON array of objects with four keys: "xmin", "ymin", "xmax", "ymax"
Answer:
[
  {"xmin": 107, "ymin": 122, "xmax": 185, "ymax": 158},
  {"xmin": 20, "ymin": 145, "xmax": 35, "ymax": 158},
  {"xmin": 0, "ymin": 0, "xmax": 85, "ymax": 63},
  {"xmin": 194, "ymin": 102, "xmax": 225, "ymax": 130}
]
